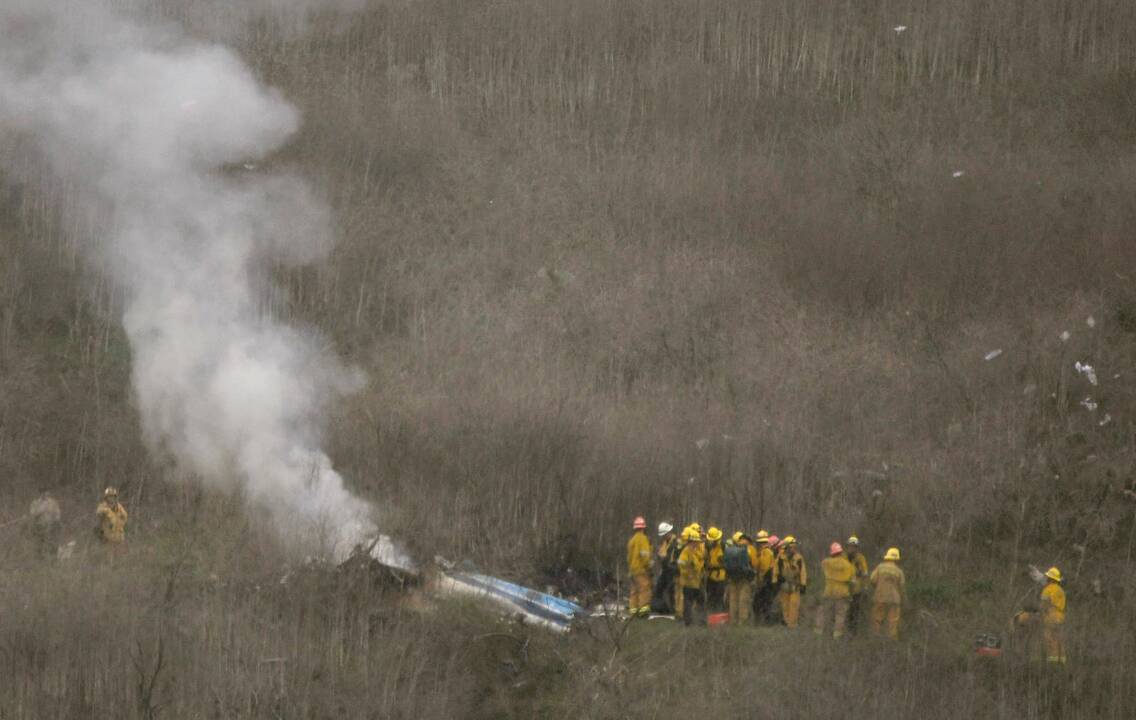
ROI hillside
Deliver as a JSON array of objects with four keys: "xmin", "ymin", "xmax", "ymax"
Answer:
[{"xmin": 2, "ymin": 1, "xmax": 1136, "ymax": 717}]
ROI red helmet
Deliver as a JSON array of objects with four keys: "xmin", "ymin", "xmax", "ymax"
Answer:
[
  {"xmin": 829, "ymin": 542, "xmax": 844, "ymax": 557},
  {"xmin": 633, "ymin": 516, "xmax": 647, "ymax": 529},
  {"xmin": 768, "ymin": 535, "xmax": 781, "ymax": 549}
]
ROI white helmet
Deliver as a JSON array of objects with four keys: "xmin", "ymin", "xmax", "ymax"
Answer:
[{"xmin": 657, "ymin": 522, "xmax": 674, "ymax": 536}]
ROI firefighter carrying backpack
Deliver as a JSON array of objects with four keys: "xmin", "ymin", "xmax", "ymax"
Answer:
[{"xmin": 723, "ymin": 543, "xmax": 755, "ymax": 580}]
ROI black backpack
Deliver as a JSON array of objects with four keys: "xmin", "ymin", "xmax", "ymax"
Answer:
[{"xmin": 723, "ymin": 543, "xmax": 755, "ymax": 580}]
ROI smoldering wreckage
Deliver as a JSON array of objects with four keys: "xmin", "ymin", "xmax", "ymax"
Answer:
[{"xmin": 332, "ymin": 536, "xmax": 591, "ymax": 633}]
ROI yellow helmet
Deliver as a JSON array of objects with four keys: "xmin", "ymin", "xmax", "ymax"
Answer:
[
  {"xmin": 847, "ymin": 536, "xmax": 860, "ymax": 546},
  {"xmin": 755, "ymin": 530, "xmax": 770, "ymax": 543},
  {"xmin": 731, "ymin": 531, "xmax": 745, "ymax": 544},
  {"xmin": 885, "ymin": 547, "xmax": 900, "ymax": 561},
  {"xmin": 782, "ymin": 535, "xmax": 797, "ymax": 546},
  {"xmin": 103, "ymin": 487, "xmax": 118, "ymax": 498},
  {"xmin": 707, "ymin": 527, "xmax": 723, "ymax": 542},
  {"xmin": 690, "ymin": 523, "xmax": 703, "ymax": 534},
  {"xmin": 1045, "ymin": 567, "xmax": 1062, "ymax": 583}
]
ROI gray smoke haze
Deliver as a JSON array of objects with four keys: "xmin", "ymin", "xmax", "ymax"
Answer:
[{"xmin": 0, "ymin": 1, "xmax": 375, "ymax": 557}]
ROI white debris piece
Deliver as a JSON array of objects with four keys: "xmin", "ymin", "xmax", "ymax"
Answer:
[
  {"xmin": 952, "ymin": 170, "xmax": 965, "ymax": 178},
  {"xmin": 984, "ymin": 349, "xmax": 1002, "ymax": 361},
  {"xmin": 1100, "ymin": 414, "xmax": 1113, "ymax": 427},
  {"xmin": 1059, "ymin": 330, "xmax": 1071, "ymax": 342},
  {"xmin": 695, "ymin": 438, "xmax": 709, "ymax": 450},
  {"xmin": 1086, "ymin": 316, "xmax": 1096, "ymax": 328},
  {"xmin": 1074, "ymin": 361, "xmax": 1098, "ymax": 386},
  {"xmin": 56, "ymin": 540, "xmax": 76, "ymax": 561},
  {"xmin": 1080, "ymin": 397, "xmax": 1098, "ymax": 412},
  {"xmin": 894, "ymin": 25, "xmax": 908, "ymax": 33}
]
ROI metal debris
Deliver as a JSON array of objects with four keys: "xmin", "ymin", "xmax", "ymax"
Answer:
[{"xmin": 1074, "ymin": 362, "xmax": 1098, "ymax": 386}]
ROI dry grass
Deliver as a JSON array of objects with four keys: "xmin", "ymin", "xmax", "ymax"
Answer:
[{"xmin": 3, "ymin": 1, "xmax": 1136, "ymax": 715}]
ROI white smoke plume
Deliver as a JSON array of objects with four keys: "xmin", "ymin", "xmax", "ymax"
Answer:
[{"xmin": 0, "ymin": 1, "xmax": 375, "ymax": 557}]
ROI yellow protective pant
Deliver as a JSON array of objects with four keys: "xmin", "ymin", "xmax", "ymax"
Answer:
[
  {"xmin": 727, "ymin": 580, "xmax": 754, "ymax": 624},
  {"xmin": 1043, "ymin": 622, "xmax": 1066, "ymax": 664},
  {"xmin": 815, "ymin": 597, "xmax": 850, "ymax": 638},
  {"xmin": 629, "ymin": 574, "xmax": 651, "ymax": 614},
  {"xmin": 871, "ymin": 602, "xmax": 901, "ymax": 640},
  {"xmin": 779, "ymin": 590, "xmax": 801, "ymax": 628},
  {"xmin": 675, "ymin": 584, "xmax": 684, "ymax": 617}
]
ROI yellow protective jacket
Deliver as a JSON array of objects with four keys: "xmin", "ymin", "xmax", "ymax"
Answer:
[
  {"xmin": 820, "ymin": 555, "xmax": 855, "ymax": 599},
  {"xmin": 869, "ymin": 561, "xmax": 905, "ymax": 605},
  {"xmin": 775, "ymin": 549, "xmax": 807, "ymax": 592},
  {"xmin": 627, "ymin": 531, "xmax": 652, "ymax": 576},
  {"xmin": 1040, "ymin": 582, "xmax": 1066, "ymax": 625},
  {"xmin": 755, "ymin": 546, "xmax": 775, "ymax": 582},
  {"xmin": 677, "ymin": 542, "xmax": 706, "ymax": 588},
  {"xmin": 96, "ymin": 501, "xmax": 128, "ymax": 544},
  {"xmin": 707, "ymin": 542, "xmax": 726, "ymax": 582}
]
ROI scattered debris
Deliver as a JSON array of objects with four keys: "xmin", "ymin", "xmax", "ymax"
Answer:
[
  {"xmin": 435, "ymin": 570, "xmax": 589, "ymax": 632},
  {"xmin": 1074, "ymin": 361, "xmax": 1098, "ymax": 386},
  {"xmin": 952, "ymin": 170, "xmax": 965, "ymax": 178},
  {"xmin": 56, "ymin": 540, "xmax": 76, "ymax": 561},
  {"xmin": 974, "ymin": 632, "xmax": 1003, "ymax": 657},
  {"xmin": 1099, "ymin": 414, "xmax": 1112, "ymax": 427},
  {"xmin": 893, "ymin": 25, "xmax": 908, "ymax": 33},
  {"xmin": 984, "ymin": 349, "xmax": 1003, "ymax": 361},
  {"xmin": 242, "ymin": 162, "xmax": 257, "ymax": 171},
  {"xmin": 1086, "ymin": 316, "xmax": 1096, "ymax": 328},
  {"xmin": 695, "ymin": 438, "xmax": 709, "ymax": 450},
  {"xmin": 1080, "ymin": 397, "xmax": 1098, "ymax": 412},
  {"xmin": 1059, "ymin": 330, "xmax": 1071, "ymax": 342}
]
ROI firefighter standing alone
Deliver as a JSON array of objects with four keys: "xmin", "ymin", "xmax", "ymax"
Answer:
[{"xmin": 96, "ymin": 487, "xmax": 128, "ymax": 554}]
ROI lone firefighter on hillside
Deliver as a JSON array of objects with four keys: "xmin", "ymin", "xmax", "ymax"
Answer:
[
  {"xmin": 1039, "ymin": 566, "xmax": 1067, "ymax": 665},
  {"xmin": 96, "ymin": 487, "xmax": 128, "ymax": 553}
]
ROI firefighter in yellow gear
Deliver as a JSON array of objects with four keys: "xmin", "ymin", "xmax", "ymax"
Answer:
[
  {"xmin": 752, "ymin": 531, "xmax": 777, "ymax": 623},
  {"xmin": 674, "ymin": 524, "xmax": 700, "ymax": 617},
  {"xmin": 705, "ymin": 527, "xmax": 727, "ymax": 612},
  {"xmin": 725, "ymin": 532, "xmax": 759, "ymax": 624},
  {"xmin": 677, "ymin": 527, "xmax": 707, "ymax": 626},
  {"xmin": 1039, "ymin": 567, "xmax": 1067, "ymax": 664},
  {"xmin": 869, "ymin": 547, "xmax": 906, "ymax": 639},
  {"xmin": 774, "ymin": 536, "xmax": 807, "ymax": 628},
  {"xmin": 844, "ymin": 536, "xmax": 869, "ymax": 632},
  {"xmin": 96, "ymin": 487, "xmax": 128, "ymax": 546},
  {"xmin": 626, "ymin": 516, "xmax": 652, "ymax": 616},
  {"xmin": 815, "ymin": 542, "xmax": 855, "ymax": 638}
]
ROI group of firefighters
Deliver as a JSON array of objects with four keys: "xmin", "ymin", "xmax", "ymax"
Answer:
[{"xmin": 626, "ymin": 516, "xmax": 1068, "ymax": 663}]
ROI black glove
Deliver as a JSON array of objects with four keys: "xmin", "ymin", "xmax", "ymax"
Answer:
[{"xmin": 799, "ymin": 585, "xmax": 807, "ymax": 595}]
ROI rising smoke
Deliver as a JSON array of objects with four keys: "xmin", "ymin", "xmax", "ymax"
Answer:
[{"xmin": 0, "ymin": 1, "xmax": 376, "ymax": 557}]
